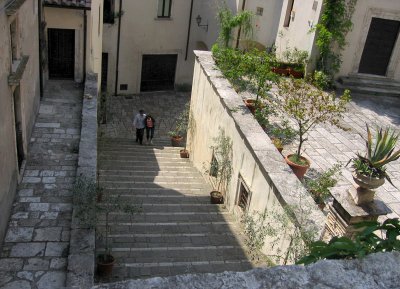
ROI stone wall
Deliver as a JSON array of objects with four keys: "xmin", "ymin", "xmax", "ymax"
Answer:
[
  {"xmin": 67, "ymin": 73, "xmax": 98, "ymax": 289},
  {"xmin": 187, "ymin": 51, "xmax": 325, "ymax": 263},
  {"xmin": 91, "ymin": 252, "xmax": 400, "ymax": 289}
]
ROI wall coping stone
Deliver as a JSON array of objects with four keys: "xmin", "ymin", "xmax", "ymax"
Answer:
[
  {"xmin": 193, "ymin": 50, "xmax": 325, "ymax": 239},
  {"xmin": 91, "ymin": 252, "xmax": 400, "ymax": 289},
  {"xmin": 67, "ymin": 73, "xmax": 98, "ymax": 289}
]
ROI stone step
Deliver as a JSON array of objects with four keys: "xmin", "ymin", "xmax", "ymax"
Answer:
[
  {"xmin": 111, "ymin": 259, "xmax": 252, "ymax": 279},
  {"xmin": 98, "ymin": 221, "xmax": 238, "ymax": 235},
  {"xmin": 337, "ymin": 76, "xmax": 400, "ymax": 98},
  {"xmin": 98, "ymin": 170, "xmax": 201, "ymax": 177},
  {"xmin": 99, "ymin": 182, "xmax": 209, "ymax": 190},
  {"xmin": 97, "ymin": 246, "xmax": 249, "ymax": 264},
  {"xmin": 97, "ymin": 211, "xmax": 233, "ymax": 223},
  {"xmin": 104, "ymin": 194, "xmax": 211, "ymax": 204},
  {"xmin": 120, "ymin": 203, "xmax": 223, "ymax": 213},
  {"xmin": 105, "ymin": 187, "xmax": 210, "ymax": 195},
  {"xmin": 99, "ymin": 175, "xmax": 204, "ymax": 183}
]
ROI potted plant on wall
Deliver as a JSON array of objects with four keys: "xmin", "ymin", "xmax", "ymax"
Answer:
[
  {"xmin": 168, "ymin": 102, "xmax": 190, "ymax": 148},
  {"xmin": 348, "ymin": 125, "xmax": 400, "ymax": 205},
  {"xmin": 206, "ymin": 129, "xmax": 233, "ymax": 204},
  {"xmin": 277, "ymin": 78, "xmax": 351, "ymax": 179}
]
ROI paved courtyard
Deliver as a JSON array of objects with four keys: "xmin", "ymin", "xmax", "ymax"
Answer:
[
  {"xmin": 269, "ymin": 90, "xmax": 400, "ymax": 219},
  {"xmin": 0, "ymin": 81, "xmax": 82, "ymax": 289}
]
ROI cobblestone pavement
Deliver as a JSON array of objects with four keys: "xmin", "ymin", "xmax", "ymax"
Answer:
[
  {"xmin": 99, "ymin": 91, "xmax": 191, "ymax": 142},
  {"xmin": 0, "ymin": 81, "xmax": 82, "ymax": 289},
  {"xmin": 274, "ymin": 91, "xmax": 400, "ymax": 219}
]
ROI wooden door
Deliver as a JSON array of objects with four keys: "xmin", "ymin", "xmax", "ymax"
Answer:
[
  {"xmin": 140, "ymin": 54, "xmax": 177, "ymax": 91},
  {"xmin": 358, "ymin": 18, "xmax": 400, "ymax": 76},
  {"xmin": 48, "ymin": 28, "xmax": 75, "ymax": 79}
]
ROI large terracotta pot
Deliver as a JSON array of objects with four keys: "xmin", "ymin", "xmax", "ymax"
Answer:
[
  {"xmin": 350, "ymin": 172, "xmax": 385, "ymax": 205},
  {"xmin": 210, "ymin": 191, "xmax": 223, "ymax": 204},
  {"xmin": 97, "ymin": 254, "xmax": 115, "ymax": 277},
  {"xmin": 285, "ymin": 154, "xmax": 310, "ymax": 180},
  {"xmin": 180, "ymin": 149, "xmax": 189, "ymax": 158}
]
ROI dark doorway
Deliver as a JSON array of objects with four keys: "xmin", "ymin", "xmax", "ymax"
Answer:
[
  {"xmin": 101, "ymin": 53, "xmax": 108, "ymax": 92},
  {"xmin": 358, "ymin": 18, "xmax": 400, "ymax": 76},
  {"xmin": 140, "ymin": 54, "xmax": 177, "ymax": 92},
  {"xmin": 13, "ymin": 87, "xmax": 25, "ymax": 171},
  {"xmin": 48, "ymin": 28, "xmax": 75, "ymax": 79}
]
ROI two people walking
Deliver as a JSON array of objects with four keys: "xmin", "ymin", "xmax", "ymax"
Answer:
[{"xmin": 133, "ymin": 109, "xmax": 155, "ymax": 145}]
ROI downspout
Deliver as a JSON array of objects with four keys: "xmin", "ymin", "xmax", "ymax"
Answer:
[
  {"xmin": 185, "ymin": 0, "xmax": 194, "ymax": 61},
  {"xmin": 38, "ymin": 0, "xmax": 43, "ymax": 98},
  {"xmin": 83, "ymin": 9, "xmax": 87, "ymax": 83},
  {"xmin": 235, "ymin": 0, "xmax": 246, "ymax": 49},
  {"xmin": 114, "ymin": 0, "xmax": 122, "ymax": 95}
]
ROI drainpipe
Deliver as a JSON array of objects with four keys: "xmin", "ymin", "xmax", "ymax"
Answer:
[
  {"xmin": 235, "ymin": 0, "xmax": 246, "ymax": 49},
  {"xmin": 38, "ymin": 0, "xmax": 43, "ymax": 98},
  {"xmin": 185, "ymin": 0, "xmax": 194, "ymax": 61},
  {"xmin": 83, "ymin": 9, "xmax": 87, "ymax": 84},
  {"xmin": 114, "ymin": 0, "xmax": 122, "ymax": 96}
]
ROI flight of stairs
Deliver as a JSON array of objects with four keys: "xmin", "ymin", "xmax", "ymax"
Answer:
[
  {"xmin": 97, "ymin": 138, "xmax": 255, "ymax": 281},
  {"xmin": 336, "ymin": 74, "xmax": 400, "ymax": 98}
]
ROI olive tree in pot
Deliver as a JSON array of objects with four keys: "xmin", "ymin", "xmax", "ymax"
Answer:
[
  {"xmin": 206, "ymin": 129, "xmax": 233, "ymax": 204},
  {"xmin": 277, "ymin": 78, "xmax": 351, "ymax": 180},
  {"xmin": 348, "ymin": 125, "xmax": 400, "ymax": 205},
  {"xmin": 73, "ymin": 177, "xmax": 140, "ymax": 277},
  {"xmin": 168, "ymin": 102, "xmax": 190, "ymax": 149}
]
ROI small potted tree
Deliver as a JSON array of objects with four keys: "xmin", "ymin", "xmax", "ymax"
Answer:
[
  {"xmin": 349, "ymin": 125, "xmax": 400, "ymax": 205},
  {"xmin": 206, "ymin": 129, "xmax": 233, "ymax": 204},
  {"xmin": 277, "ymin": 78, "xmax": 350, "ymax": 179},
  {"xmin": 169, "ymin": 102, "xmax": 190, "ymax": 148}
]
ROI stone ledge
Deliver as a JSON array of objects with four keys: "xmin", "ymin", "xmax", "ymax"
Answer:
[
  {"xmin": 67, "ymin": 73, "xmax": 98, "ymax": 289},
  {"xmin": 5, "ymin": 0, "xmax": 27, "ymax": 16},
  {"xmin": 91, "ymin": 252, "xmax": 400, "ymax": 289},
  {"xmin": 8, "ymin": 55, "xmax": 29, "ymax": 86},
  {"xmin": 193, "ymin": 51, "xmax": 325, "ymax": 238}
]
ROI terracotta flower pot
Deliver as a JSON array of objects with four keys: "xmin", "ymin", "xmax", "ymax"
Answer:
[
  {"xmin": 285, "ymin": 154, "xmax": 310, "ymax": 180},
  {"xmin": 244, "ymin": 99, "xmax": 256, "ymax": 113},
  {"xmin": 97, "ymin": 254, "xmax": 115, "ymax": 277},
  {"xmin": 170, "ymin": 136, "xmax": 184, "ymax": 147},
  {"xmin": 180, "ymin": 149, "xmax": 189, "ymax": 158},
  {"xmin": 350, "ymin": 172, "xmax": 385, "ymax": 205},
  {"xmin": 210, "ymin": 191, "xmax": 223, "ymax": 204}
]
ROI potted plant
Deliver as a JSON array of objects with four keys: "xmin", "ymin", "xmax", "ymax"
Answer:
[
  {"xmin": 348, "ymin": 125, "xmax": 400, "ymax": 205},
  {"xmin": 168, "ymin": 102, "xmax": 190, "ymax": 148},
  {"xmin": 272, "ymin": 137, "xmax": 284, "ymax": 153},
  {"xmin": 206, "ymin": 129, "xmax": 233, "ymax": 204},
  {"xmin": 304, "ymin": 164, "xmax": 341, "ymax": 210},
  {"xmin": 73, "ymin": 177, "xmax": 140, "ymax": 277},
  {"xmin": 277, "ymin": 78, "xmax": 350, "ymax": 179}
]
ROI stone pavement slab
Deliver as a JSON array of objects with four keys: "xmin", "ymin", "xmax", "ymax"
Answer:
[{"xmin": 0, "ymin": 81, "xmax": 83, "ymax": 289}]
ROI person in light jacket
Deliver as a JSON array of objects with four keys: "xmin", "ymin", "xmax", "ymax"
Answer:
[{"xmin": 133, "ymin": 109, "xmax": 146, "ymax": 145}]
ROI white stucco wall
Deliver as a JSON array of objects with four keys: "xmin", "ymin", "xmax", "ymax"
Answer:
[
  {"xmin": 0, "ymin": 0, "xmax": 40, "ymax": 248},
  {"xmin": 339, "ymin": 0, "xmax": 400, "ymax": 80},
  {"xmin": 188, "ymin": 51, "xmax": 324, "ymax": 263}
]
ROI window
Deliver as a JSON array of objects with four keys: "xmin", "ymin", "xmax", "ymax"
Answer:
[
  {"xmin": 10, "ymin": 19, "xmax": 19, "ymax": 61},
  {"xmin": 283, "ymin": 0, "xmax": 295, "ymax": 27},
  {"xmin": 103, "ymin": 0, "xmax": 115, "ymax": 24},
  {"xmin": 237, "ymin": 178, "xmax": 250, "ymax": 212},
  {"xmin": 256, "ymin": 7, "xmax": 263, "ymax": 16},
  {"xmin": 209, "ymin": 154, "xmax": 218, "ymax": 177},
  {"xmin": 157, "ymin": 0, "xmax": 172, "ymax": 18}
]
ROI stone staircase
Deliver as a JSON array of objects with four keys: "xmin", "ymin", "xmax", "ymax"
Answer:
[
  {"xmin": 336, "ymin": 74, "xmax": 400, "ymax": 98},
  {"xmin": 97, "ymin": 138, "xmax": 255, "ymax": 282}
]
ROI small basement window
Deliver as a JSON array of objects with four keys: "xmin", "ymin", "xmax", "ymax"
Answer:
[
  {"xmin": 256, "ymin": 7, "xmax": 263, "ymax": 16},
  {"xmin": 209, "ymin": 154, "xmax": 218, "ymax": 177},
  {"xmin": 157, "ymin": 0, "xmax": 172, "ymax": 18},
  {"xmin": 237, "ymin": 177, "xmax": 251, "ymax": 212}
]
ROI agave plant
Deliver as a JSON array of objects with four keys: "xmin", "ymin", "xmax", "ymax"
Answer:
[{"xmin": 352, "ymin": 125, "xmax": 400, "ymax": 185}]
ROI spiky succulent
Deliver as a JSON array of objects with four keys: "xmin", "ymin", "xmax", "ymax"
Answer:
[{"xmin": 354, "ymin": 125, "xmax": 400, "ymax": 186}]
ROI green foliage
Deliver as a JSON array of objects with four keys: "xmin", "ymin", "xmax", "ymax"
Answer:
[
  {"xmin": 277, "ymin": 78, "xmax": 351, "ymax": 157},
  {"xmin": 297, "ymin": 218, "xmax": 400, "ymax": 265},
  {"xmin": 305, "ymin": 164, "xmax": 342, "ymax": 205},
  {"xmin": 313, "ymin": 0, "xmax": 357, "ymax": 77},
  {"xmin": 312, "ymin": 70, "xmax": 331, "ymax": 90},
  {"xmin": 352, "ymin": 125, "xmax": 400, "ymax": 184},
  {"xmin": 208, "ymin": 129, "xmax": 233, "ymax": 194},
  {"xmin": 267, "ymin": 119, "xmax": 297, "ymax": 145},
  {"xmin": 217, "ymin": 3, "xmax": 253, "ymax": 48},
  {"xmin": 73, "ymin": 177, "xmax": 141, "ymax": 257},
  {"xmin": 168, "ymin": 102, "xmax": 190, "ymax": 138}
]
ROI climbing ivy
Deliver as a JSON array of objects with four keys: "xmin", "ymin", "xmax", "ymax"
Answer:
[{"xmin": 313, "ymin": 0, "xmax": 357, "ymax": 78}]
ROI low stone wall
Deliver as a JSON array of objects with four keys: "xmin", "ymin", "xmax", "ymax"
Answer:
[
  {"xmin": 91, "ymin": 252, "xmax": 400, "ymax": 289},
  {"xmin": 67, "ymin": 73, "xmax": 98, "ymax": 289},
  {"xmin": 187, "ymin": 51, "xmax": 325, "ymax": 261}
]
